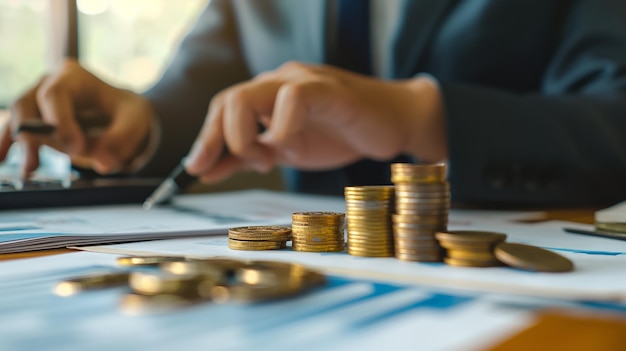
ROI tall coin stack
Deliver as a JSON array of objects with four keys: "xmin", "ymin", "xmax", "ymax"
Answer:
[
  {"xmin": 390, "ymin": 163, "xmax": 450, "ymax": 262},
  {"xmin": 344, "ymin": 186, "xmax": 395, "ymax": 257},
  {"xmin": 291, "ymin": 212, "xmax": 345, "ymax": 252}
]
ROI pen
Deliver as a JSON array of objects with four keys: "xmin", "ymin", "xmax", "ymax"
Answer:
[
  {"xmin": 14, "ymin": 112, "xmax": 110, "ymax": 136},
  {"xmin": 142, "ymin": 158, "xmax": 196, "ymax": 209},
  {"xmin": 563, "ymin": 227, "xmax": 626, "ymax": 241}
]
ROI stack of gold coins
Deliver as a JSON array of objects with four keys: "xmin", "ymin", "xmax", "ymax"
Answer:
[
  {"xmin": 391, "ymin": 163, "xmax": 450, "ymax": 262},
  {"xmin": 291, "ymin": 212, "xmax": 345, "ymax": 252},
  {"xmin": 344, "ymin": 186, "xmax": 395, "ymax": 257},
  {"xmin": 228, "ymin": 226, "xmax": 292, "ymax": 251},
  {"xmin": 435, "ymin": 230, "xmax": 506, "ymax": 267}
]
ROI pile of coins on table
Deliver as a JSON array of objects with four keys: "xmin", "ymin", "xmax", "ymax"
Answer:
[
  {"xmin": 291, "ymin": 212, "xmax": 345, "ymax": 252},
  {"xmin": 390, "ymin": 163, "xmax": 450, "ymax": 262},
  {"xmin": 54, "ymin": 256, "xmax": 327, "ymax": 313},
  {"xmin": 436, "ymin": 230, "xmax": 506, "ymax": 267},
  {"xmin": 344, "ymin": 186, "xmax": 395, "ymax": 257},
  {"xmin": 435, "ymin": 230, "xmax": 574, "ymax": 272},
  {"xmin": 228, "ymin": 226, "xmax": 292, "ymax": 251}
]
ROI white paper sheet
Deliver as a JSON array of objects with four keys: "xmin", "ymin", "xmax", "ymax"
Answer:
[
  {"xmin": 0, "ymin": 251, "xmax": 543, "ymax": 351},
  {"xmin": 77, "ymin": 234, "xmax": 626, "ymax": 302}
]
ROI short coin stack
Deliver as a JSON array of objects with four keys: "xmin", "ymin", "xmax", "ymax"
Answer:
[
  {"xmin": 228, "ymin": 226, "xmax": 292, "ymax": 251},
  {"xmin": 390, "ymin": 163, "xmax": 450, "ymax": 262},
  {"xmin": 344, "ymin": 186, "xmax": 395, "ymax": 257},
  {"xmin": 436, "ymin": 230, "xmax": 506, "ymax": 267},
  {"xmin": 291, "ymin": 212, "xmax": 345, "ymax": 252}
]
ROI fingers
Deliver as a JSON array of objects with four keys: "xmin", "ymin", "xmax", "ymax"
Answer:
[
  {"xmin": 222, "ymin": 80, "xmax": 279, "ymax": 172},
  {"xmin": 0, "ymin": 124, "xmax": 11, "ymax": 162},
  {"xmin": 197, "ymin": 154, "xmax": 245, "ymax": 184},
  {"xmin": 186, "ymin": 80, "xmax": 280, "ymax": 177},
  {"xmin": 185, "ymin": 94, "xmax": 228, "ymax": 175},
  {"xmin": 36, "ymin": 74, "xmax": 86, "ymax": 155},
  {"xmin": 90, "ymin": 94, "xmax": 153, "ymax": 174},
  {"xmin": 258, "ymin": 81, "xmax": 324, "ymax": 148},
  {"xmin": 9, "ymin": 84, "xmax": 44, "ymax": 175}
]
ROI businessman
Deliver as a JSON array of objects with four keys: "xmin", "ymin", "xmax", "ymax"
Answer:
[{"xmin": 2, "ymin": 0, "xmax": 626, "ymax": 206}]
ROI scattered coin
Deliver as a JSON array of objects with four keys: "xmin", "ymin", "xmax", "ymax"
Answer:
[
  {"xmin": 436, "ymin": 230, "xmax": 506, "ymax": 268},
  {"xmin": 54, "ymin": 272, "xmax": 130, "ymax": 296},
  {"xmin": 117, "ymin": 256, "xmax": 183, "ymax": 267},
  {"xmin": 129, "ymin": 271, "xmax": 215, "ymax": 298},
  {"xmin": 494, "ymin": 242, "xmax": 574, "ymax": 272},
  {"xmin": 212, "ymin": 261, "xmax": 326, "ymax": 303}
]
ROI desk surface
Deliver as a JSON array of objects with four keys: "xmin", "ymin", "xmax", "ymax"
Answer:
[{"xmin": 2, "ymin": 206, "xmax": 623, "ymax": 351}]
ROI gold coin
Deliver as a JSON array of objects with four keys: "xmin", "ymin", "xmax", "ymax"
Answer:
[
  {"xmin": 54, "ymin": 272, "xmax": 130, "ymax": 296},
  {"xmin": 161, "ymin": 259, "xmax": 245, "ymax": 283},
  {"xmin": 435, "ymin": 231, "xmax": 507, "ymax": 244},
  {"xmin": 393, "ymin": 228, "xmax": 439, "ymax": 235},
  {"xmin": 348, "ymin": 250, "xmax": 394, "ymax": 258},
  {"xmin": 394, "ymin": 183, "xmax": 449, "ymax": 190},
  {"xmin": 394, "ymin": 245, "xmax": 442, "ymax": 254},
  {"xmin": 117, "ymin": 256, "xmax": 183, "ymax": 267},
  {"xmin": 394, "ymin": 191, "xmax": 449, "ymax": 199},
  {"xmin": 444, "ymin": 257, "xmax": 502, "ymax": 268},
  {"xmin": 348, "ymin": 230, "xmax": 393, "ymax": 236},
  {"xmin": 393, "ymin": 236, "xmax": 440, "ymax": 244},
  {"xmin": 212, "ymin": 269, "xmax": 326, "ymax": 303},
  {"xmin": 292, "ymin": 211, "xmax": 345, "ymax": 219},
  {"xmin": 437, "ymin": 240, "xmax": 495, "ymax": 251},
  {"xmin": 228, "ymin": 226, "xmax": 292, "ymax": 241},
  {"xmin": 345, "ymin": 185, "xmax": 395, "ymax": 192},
  {"xmin": 395, "ymin": 253, "xmax": 443, "ymax": 262},
  {"xmin": 347, "ymin": 241, "xmax": 394, "ymax": 249},
  {"xmin": 292, "ymin": 243, "xmax": 345, "ymax": 252},
  {"xmin": 494, "ymin": 243, "xmax": 574, "ymax": 272},
  {"xmin": 446, "ymin": 249, "xmax": 497, "ymax": 261},
  {"xmin": 292, "ymin": 223, "xmax": 344, "ymax": 228},
  {"xmin": 235, "ymin": 261, "xmax": 307, "ymax": 285},
  {"xmin": 394, "ymin": 244, "xmax": 441, "ymax": 253},
  {"xmin": 228, "ymin": 239, "xmax": 287, "ymax": 251},
  {"xmin": 392, "ymin": 213, "xmax": 448, "ymax": 221},
  {"xmin": 291, "ymin": 226, "xmax": 345, "ymax": 235},
  {"xmin": 129, "ymin": 271, "xmax": 214, "ymax": 298},
  {"xmin": 292, "ymin": 239, "xmax": 344, "ymax": 246},
  {"xmin": 347, "ymin": 211, "xmax": 392, "ymax": 217},
  {"xmin": 395, "ymin": 209, "xmax": 450, "ymax": 216}
]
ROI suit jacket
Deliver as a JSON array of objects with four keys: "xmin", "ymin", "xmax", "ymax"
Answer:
[{"xmin": 142, "ymin": 0, "xmax": 626, "ymax": 207}]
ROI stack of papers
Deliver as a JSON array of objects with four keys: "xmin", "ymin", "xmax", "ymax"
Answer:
[{"xmin": 0, "ymin": 190, "xmax": 345, "ymax": 253}]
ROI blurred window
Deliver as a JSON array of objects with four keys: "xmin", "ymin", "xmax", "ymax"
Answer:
[
  {"xmin": 77, "ymin": 0, "xmax": 207, "ymax": 92},
  {"xmin": 0, "ymin": 0, "xmax": 49, "ymax": 108},
  {"xmin": 0, "ymin": 0, "xmax": 207, "ymax": 109}
]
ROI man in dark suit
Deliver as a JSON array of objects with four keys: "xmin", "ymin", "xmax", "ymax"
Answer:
[{"xmin": 2, "ymin": 0, "xmax": 626, "ymax": 207}]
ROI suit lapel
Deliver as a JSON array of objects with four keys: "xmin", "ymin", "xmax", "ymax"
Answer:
[{"xmin": 391, "ymin": 0, "xmax": 455, "ymax": 78}]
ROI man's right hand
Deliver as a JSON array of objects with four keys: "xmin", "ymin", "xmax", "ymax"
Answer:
[{"xmin": 0, "ymin": 59, "xmax": 156, "ymax": 176}]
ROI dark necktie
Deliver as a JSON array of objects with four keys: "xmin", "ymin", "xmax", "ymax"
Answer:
[
  {"xmin": 335, "ymin": 0, "xmax": 409, "ymax": 186},
  {"xmin": 335, "ymin": 0, "xmax": 373, "ymax": 75}
]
